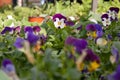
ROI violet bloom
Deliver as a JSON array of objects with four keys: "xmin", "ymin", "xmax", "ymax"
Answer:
[
  {"xmin": 77, "ymin": 25, "xmax": 82, "ymax": 30},
  {"xmin": 33, "ymin": 26, "xmax": 41, "ymax": 32},
  {"xmin": 53, "ymin": 13, "xmax": 67, "ymax": 29},
  {"xmin": 107, "ymin": 7, "xmax": 119, "ymax": 21},
  {"xmin": 24, "ymin": 26, "xmax": 33, "ymax": 33},
  {"xmin": 111, "ymin": 46, "xmax": 119, "ymax": 63},
  {"xmin": 117, "ymin": 33, "xmax": 120, "ymax": 38},
  {"xmin": 108, "ymin": 65, "xmax": 120, "ymax": 80},
  {"xmin": 1, "ymin": 27, "xmax": 14, "ymax": 34},
  {"xmin": 107, "ymin": 34, "xmax": 112, "ymax": 40},
  {"xmin": 86, "ymin": 24, "xmax": 103, "ymax": 39},
  {"xmin": 94, "ymin": 24, "xmax": 103, "ymax": 37},
  {"xmin": 26, "ymin": 32, "xmax": 39, "ymax": 45},
  {"xmin": 73, "ymin": 39, "xmax": 88, "ymax": 53},
  {"xmin": 39, "ymin": 34, "xmax": 47, "ymax": 44},
  {"xmin": 14, "ymin": 37, "xmax": 24, "ymax": 48},
  {"xmin": 85, "ymin": 49, "xmax": 100, "ymax": 63},
  {"xmin": 14, "ymin": 26, "xmax": 21, "ymax": 34},
  {"xmin": 65, "ymin": 36, "xmax": 88, "ymax": 53},
  {"xmin": 109, "ymin": 7, "xmax": 119, "ymax": 14},
  {"xmin": 65, "ymin": 36, "xmax": 77, "ymax": 45},
  {"xmin": 86, "ymin": 24, "xmax": 96, "ymax": 31},
  {"xmin": 33, "ymin": 26, "xmax": 41, "ymax": 35},
  {"xmin": 101, "ymin": 14, "xmax": 111, "ymax": 26},
  {"xmin": 2, "ymin": 59, "xmax": 15, "ymax": 73},
  {"xmin": 65, "ymin": 21, "xmax": 75, "ymax": 26}
]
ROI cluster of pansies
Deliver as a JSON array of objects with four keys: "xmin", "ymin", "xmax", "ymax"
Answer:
[
  {"xmin": 101, "ymin": 7, "xmax": 119, "ymax": 27},
  {"xmin": 0, "ymin": 7, "xmax": 120, "ymax": 80},
  {"xmin": 65, "ymin": 36, "xmax": 100, "ymax": 72},
  {"xmin": 52, "ymin": 13, "xmax": 75, "ymax": 29},
  {"xmin": 1, "ymin": 25, "xmax": 46, "ymax": 64},
  {"xmin": 1, "ymin": 59, "xmax": 19, "ymax": 80}
]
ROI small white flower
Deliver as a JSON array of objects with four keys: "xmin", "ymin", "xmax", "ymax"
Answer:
[
  {"xmin": 89, "ymin": 18, "xmax": 98, "ymax": 24},
  {"xmin": 69, "ymin": 16, "xmax": 75, "ymax": 21},
  {"xmin": 7, "ymin": 15, "xmax": 14, "ymax": 20},
  {"xmin": 107, "ymin": 10, "xmax": 116, "ymax": 20},
  {"xmin": 54, "ymin": 18, "xmax": 66, "ymax": 29},
  {"xmin": 96, "ymin": 38, "xmax": 107, "ymax": 46},
  {"xmin": 7, "ymin": 15, "xmax": 15, "ymax": 27},
  {"xmin": 102, "ymin": 18, "xmax": 111, "ymax": 26}
]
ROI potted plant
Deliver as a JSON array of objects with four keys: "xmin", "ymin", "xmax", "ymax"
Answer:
[
  {"xmin": 0, "ymin": 0, "xmax": 12, "ymax": 7},
  {"xmin": 28, "ymin": 6, "xmax": 46, "ymax": 23}
]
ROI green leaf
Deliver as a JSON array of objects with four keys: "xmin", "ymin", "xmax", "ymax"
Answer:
[
  {"xmin": 3, "ymin": 20, "xmax": 13, "ymax": 27},
  {"xmin": 0, "ymin": 70, "xmax": 11, "ymax": 80}
]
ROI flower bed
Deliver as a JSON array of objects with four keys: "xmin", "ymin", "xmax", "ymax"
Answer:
[{"xmin": 0, "ymin": 2, "xmax": 120, "ymax": 80}]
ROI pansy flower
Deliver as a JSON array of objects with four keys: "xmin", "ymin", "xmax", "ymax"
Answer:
[
  {"xmin": 1, "ymin": 27, "xmax": 14, "ymax": 34},
  {"xmin": 101, "ymin": 14, "xmax": 111, "ymax": 26},
  {"xmin": 107, "ymin": 7, "xmax": 119, "ymax": 21},
  {"xmin": 14, "ymin": 26, "xmax": 21, "ymax": 33},
  {"xmin": 73, "ymin": 39, "xmax": 88, "ymax": 53},
  {"xmin": 86, "ymin": 24, "xmax": 103, "ymax": 39},
  {"xmin": 77, "ymin": 25, "xmax": 82, "ymax": 30},
  {"xmin": 1, "ymin": 26, "xmax": 21, "ymax": 35},
  {"xmin": 107, "ymin": 34, "xmax": 113, "ymax": 40},
  {"xmin": 24, "ymin": 26, "xmax": 41, "ymax": 41},
  {"xmin": 24, "ymin": 26, "xmax": 33, "ymax": 33},
  {"xmin": 96, "ymin": 38, "xmax": 107, "ymax": 47},
  {"xmin": 26, "ymin": 32, "xmax": 39, "ymax": 45},
  {"xmin": 94, "ymin": 24, "xmax": 103, "ymax": 37},
  {"xmin": 14, "ymin": 37, "xmax": 24, "ymax": 49},
  {"xmin": 33, "ymin": 26, "xmax": 41, "ymax": 35},
  {"xmin": 65, "ymin": 36, "xmax": 100, "ymax": 72},
  {"xmin": 24, "ymin": 26, "xmax": 41, "ymax": 35},
  {"xmin": 76, "ymin": 49, "xmax": 100, "ymax": 72},
  {"xmin": 65, "ymin": 21, "xmax": 75, "ymax": 26},
  {"xmin": 53, "ymin": 13, "xmax": 67, "ymax": 29},
  {"xmin": 1, "ymin": 59, "xmax": 19, "ymax": 80},
  {"xmin": 108, "ymin": 65, "xmax": 120, "ymax": 80},
  {"xmin": 110, "ymin": 46, "xmax": 119, "ymax": 64}
]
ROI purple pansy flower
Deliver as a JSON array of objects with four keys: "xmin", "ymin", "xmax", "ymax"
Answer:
[
  {"xmin": 2, "ymin": 59, "xmax": 15, "ymax": 73},
  {"xmin": 33, "ymin": 26, "xmax": 41, "ymax": 32},
  {"xmin": 86, "ymin": 24, "xmax": 103, "ymax": 38},
  {"xmin": 26, "ymin": 32, "xmax": 39, "ymax": 45},
  {"xmin": 107, "ymin": 7, "xmax": 119, "ymax": 21},
  {"xmin": 117, "ymin": 33, "xmax": 120, "ymax": 37},
  {"xmin": 65, "ymin": 36, "xmax": 88, "ymax": 53},
  {"xmin": 101, "ymin": 14, "xmax": 111, "ymax": 26},
  {"xmin": 52, "ymin": 13, "xmax": 67, "ymax": 21},
  {"xmin": 1, "ymin": 27, "xmax": 14, "ymax": 34},
  {"xmin": 14, "ymin": 26, "xmax": 21, "ymax": 33},
  {"xmin": 86, "ymin": 24, "xmax": 96, "ymax": 31},
  {"xmin": 33, "ymin": 26, "xmax": 41, "ymax": 35},
  {"xmin": 111, "ymin": 46, "xmax": 119, "ymax": 63},
  {"xmin": 94, "ymin": 24, "xmax": 103, "ymax": 37},
  {"xmin": 85, "ymin": 49, "xmax": 100, "ymax": 63},
  {"xmin": 65, "ymin": 36, "xmax": 77, "ymax": 45},
  {"xmin": 53, "ymin": 13, "xmax": 67, "ymax": 29},
  {"xmin": 39, "ymin": 34, "xmax": 47, "ymax": 44},
  {"xmin": 108, "ymin": 65, "xmax": 120, "ymax": 80},
  {"xmin": 24, "ymin": 26, "xmax": 33, "ymax": 33},
  {"xmin": 14, "ymin": 37, "xmax": 24, "ymax": 48},
  {"xmin": 109, "ymin": 7, "xmax": 119, "ymax": 14},
  {"xmin": 77, "ymin": 25, "xmax": 82, "ymax": 30},
  {"xmin": 73, "ymin": 39, "xmax": 88, "ymax": 53},
  {"xmin": 65, "ymin": 21, "xmax": 75, "ymax": 26},
  {"xmin": 107, "ymin": 34, "xmax": 112, "ymax": 40}
]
